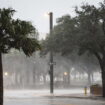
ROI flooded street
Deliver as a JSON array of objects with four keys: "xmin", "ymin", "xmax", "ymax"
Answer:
[
  {"xmin": 4, "ymin": 96, "xmax": 105, "ymax": 105},
  {"xmin": 4, "ymin": 89, "xmax": 105, "ymax": 105}
]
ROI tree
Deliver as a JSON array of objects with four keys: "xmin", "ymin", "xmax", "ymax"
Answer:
[
  {"xmin": 75, "ymin": 3, "xmax": 105, "ymax": 97},
  {"xmin": 41, "ymin": 15, "xmax": 78, "ymax": 55},
  {"xmin": 42, "ymin": 1, "xmax": 105, "ymax": 97},
  {"xmin": 0, "ymin": 8, "xmax": 41, "ymax": 105}
]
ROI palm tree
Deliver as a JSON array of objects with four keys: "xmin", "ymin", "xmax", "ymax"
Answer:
[{"xmin": 0, "ymin": 8, "xmax": 41, "ymax": 105}]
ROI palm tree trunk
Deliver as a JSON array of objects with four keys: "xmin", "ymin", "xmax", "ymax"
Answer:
[
  {"xmin": 102, "ymin": 68, "xmax": 105, "ymax": 97},
  {"xmin": 0, "ymin": 52, "xmax": 3, "ymax": 105}
]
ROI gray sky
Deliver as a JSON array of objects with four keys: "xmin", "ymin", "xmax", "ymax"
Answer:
[{"xmin": 0, "ymin": 0, "xmax": 103, "ymax": 38}]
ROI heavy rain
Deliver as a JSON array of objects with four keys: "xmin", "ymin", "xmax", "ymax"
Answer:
[{"xmin": 0, "ymin": 0, "xmax": 105, "ymax": 105}]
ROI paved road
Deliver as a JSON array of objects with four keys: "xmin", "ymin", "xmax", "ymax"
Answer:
[{"xmin": 4, "ymin": 97, "xmax": 105, "ymax": 105}]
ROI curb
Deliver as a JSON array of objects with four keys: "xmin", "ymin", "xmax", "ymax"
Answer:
[{"xmin": 43, "ymin": 95, "xmax": 105, "ymax": 101}]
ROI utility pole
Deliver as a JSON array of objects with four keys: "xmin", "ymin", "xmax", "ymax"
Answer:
[{"xmin": 49, "ymin": 12, "xmax": 54, "ymax": 94}]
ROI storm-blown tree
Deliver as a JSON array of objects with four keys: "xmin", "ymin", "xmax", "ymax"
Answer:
[
  {"xmin": 41, "ymin": 15, "xmax": 78, "ymax": 55},
  {"xmin": 42, "ymin": 1, "xmax": 105, "ymax": 97},
  {"xmin": 0, "ymin": 8, "xmax": 41, "ymax": 105},
  {"xmin": 75, "ymin": 3, "xmax": 105, "ymax": 97}
]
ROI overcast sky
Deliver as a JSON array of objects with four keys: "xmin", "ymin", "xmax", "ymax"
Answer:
[{"xmin": 0, "ymin": 0, "xmax": 103, "ymax": 38}]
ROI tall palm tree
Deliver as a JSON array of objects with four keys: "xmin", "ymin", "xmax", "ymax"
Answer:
[{"xmin": 0, "ymin": 8, "xmax": 41, "ymax": 105}]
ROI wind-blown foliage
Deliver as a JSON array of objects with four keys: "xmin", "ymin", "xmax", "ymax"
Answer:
[
  {"xmin": 0, "ymin": 8, "xmax": 41, "ymax": 55},
  {"xmin": 42, "ymin": 1, "xmax": 105, "ymax": 97},
  {"xmin": 0, "ymin": 8, "xmax": 41, "ymax": 105},
  {"xmin": 41, "ymin": 15, "xmax": 78, "ymax": 55}
]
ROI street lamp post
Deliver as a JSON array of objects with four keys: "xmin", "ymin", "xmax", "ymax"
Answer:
[{"xmin": 49, "ymin": 12, "xmax": 54, "ymax": 94}]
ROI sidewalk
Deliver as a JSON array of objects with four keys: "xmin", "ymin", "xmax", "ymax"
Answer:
[
  {"xmin": 4, "ymin": 89, "xmax": 105, "ymax": 101},
  {"xmin": 43, "ymin": 93, "xmax": 105, "ymax": 101}
]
